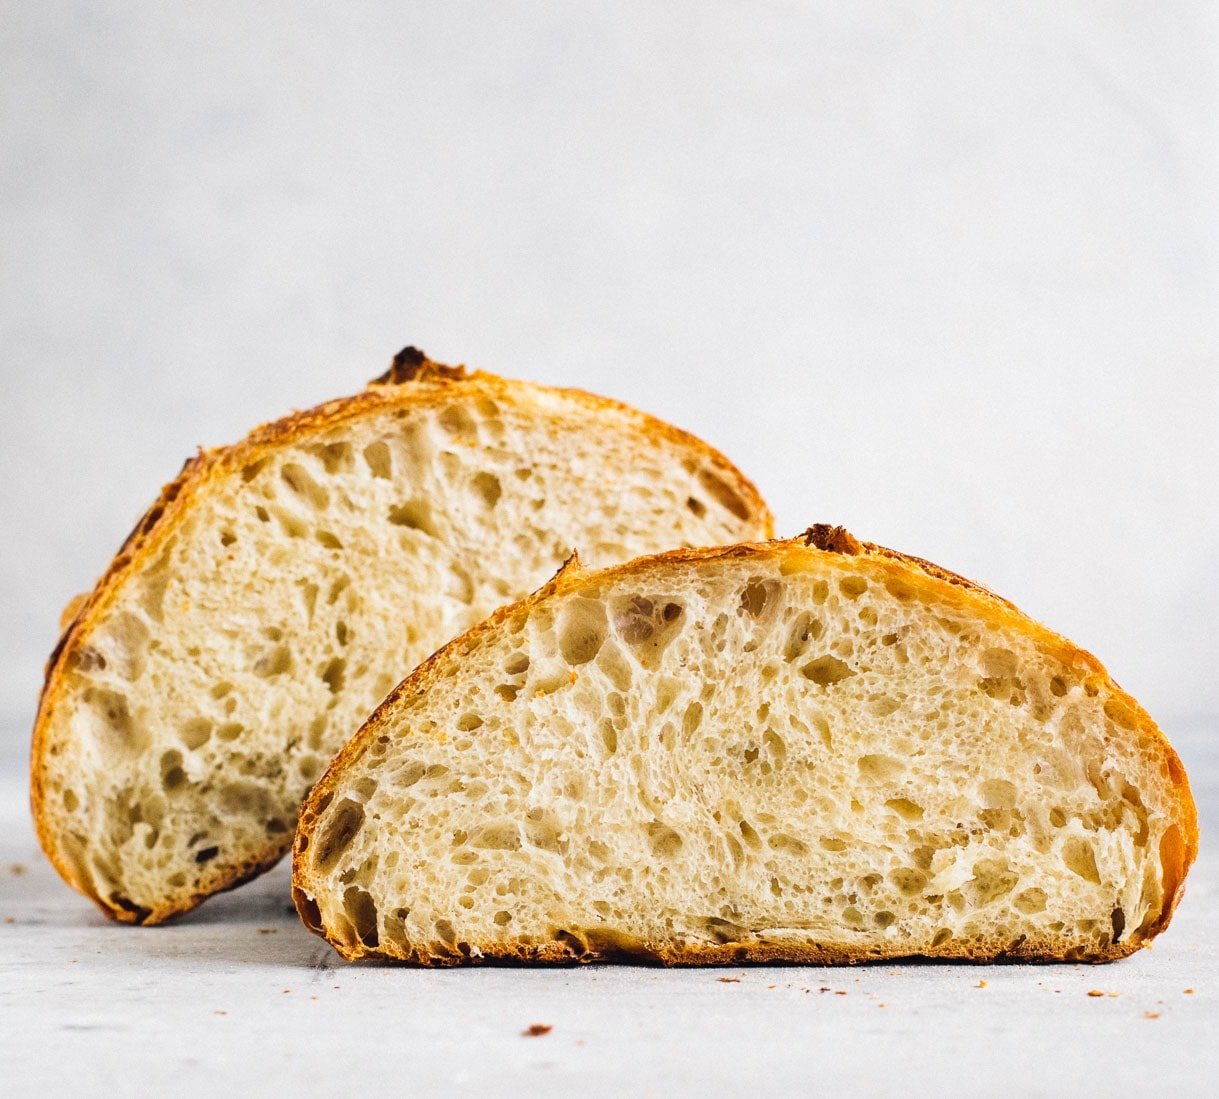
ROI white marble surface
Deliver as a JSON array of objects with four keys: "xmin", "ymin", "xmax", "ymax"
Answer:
[{"xmin": 1, "ymin": 724, "xmax": 1215, "ymax": 1097}]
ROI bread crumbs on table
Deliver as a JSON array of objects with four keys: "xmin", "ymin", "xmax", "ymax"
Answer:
[
  {"xmin": 976, "ymin": 980, "xmax": 987, "ymax": 988},
  {"xmin": 767, "ymin": 984, "xmax": 776, "ymax": 990},
  {"xmin": 1184, "ymin": 988, "xmax": 1195, "ymax": 995},
  {"xmin": 258, "ymin": 928, "xmax": 277, "ymax": 935},
  {"xmin": 523, "ymin": 1024, "xmax": 552, "ymax": 1037},
  {"xmin": 718, "ymin": 977, "xmax": 741, "ymax": 983},
  {"xmin": 1144, "ymin": 1012, "xmax": 1161, "ymax": 1019},
  {"xmin": 9, "ymin": 864, "xmax": 26, "ymax": 875},
  {"xmin": 835, "ymin": 990, "xmax": 848, "ymax": 996},
  {"xmin": 1086, "ymin": 990, "xmax": 1105, "ymax": 997},
  {"xmin": 214, "ymin": 1010, "xmax": 227, "ymax": 1016}
]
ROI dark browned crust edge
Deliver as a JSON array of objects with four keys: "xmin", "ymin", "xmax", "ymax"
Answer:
[
  {"xmin": 292, "ymin": 528, "xmax": 1198, "ymax": 965},
  {"xmin": 30, "ymin": 348, "xmax": 773, "ymax": 925}
]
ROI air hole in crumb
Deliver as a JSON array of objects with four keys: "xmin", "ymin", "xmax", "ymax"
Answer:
[
  {"xmin": 696, "ymin": 468, "xmax": 750, "ymax": 520},
  {"xmin": 890, "ymin": 868, "xmax": 928, "ymax": 896},
  {"xmin": 494, "ymin": 910, "xmax": 511, "ymax": 926},
  {"xmin": 179, "ymin": 718, "xmax": 212, "ymax": 751},
  {"xmin": 767, "ymin": 833, "xmax": 808, "ymax": 855},
  {"xmin": 457, "ymin": 713, "xmax": 484, "ymax": 732},
  {"xmin": 439, "ymin": 404, "xmax": 477, "ymax": 439},
  {"xmin": 740, "ymin": 579, "xmax": 780, "ymax": 619},
  {"xmin": 839, "ymin": 576, "xmax": 868, "ymax": 598},
  {"xmin": 281, "ymin": 463, "xmax": 329, "ymax": 509},
  {"xmin": 343, "ymin": 886, "xmax": 379, "ymax": 947},
  {"xmin": 647, "ymin": 822, "xmax": 683, "ymax": 858},
  {"xmin": 253, "ymin": 645, "xmax": 291, "ymax": 677},
  {"xmin": 388, "ymin": 499, "xmax": 437, "ymax": 536},
  {"xmin": 316, "ymin": 530, "xmax": 343, "ymax": 549},
  {"xmin": 470, "ymin": 823, "xmax": 520, "ymax": 851},
  {"xmin": 885, "ymin": 797, "xmax": 923, "ymax": 821},
  {"xmin": 557, "ymin": 599, "xmax": 608, "ymax": 665},
  {"xmin": 686, "ymin": 496, "xmax": 706, "ymax": 518},
  {"xmin": 858, "ymin": 754, "xmax": 904, "ymax": 781},
  {"xmin": 160, "ymin": 750, "xmax": 187, "ymax": 791},
  {"xmin": 320, "ymin": 657, "xmax": 346, "ymax": 694},
  {"xmin": 242, "ymin": 458, "xmax": 270, "ymax": 482},
  {"xmin": 219, "ymin": 531, "xmax": 237, "ymax": 547},
  {"xmin": 472, "ymin": 471, "xmax": 502, "ymax": 509},
  {"xmin": 63, "ymin": 788, "xmax": 79, "ymax": 812},
  {"xmin": 599, "ymin": 720, "xmax": 618, "ymax": 756},
  {"xmin": 310, "ymin": 441, "xmax": 352, "ymax": 473},
  {"xmin": 801, "ymin": 655, "xmax": 856, "ymax": 686},
  {"xmin": 1062, "ymin": 837, "xmax": 1101, "ymax": 884},
  {"xmin": 363, "ymin": 441, "xmax": 392, "ymax": 479},
  {"xmin": 1014, "ymin": 888, "xmax": 1047, "ymax": 914},
  {"xmin": 314, "ymin": 799, "xmax": 365, "ymax": 872},
  {"xmin": 504, "ymin": 652, "xmax": 530, "ymax": 676}
]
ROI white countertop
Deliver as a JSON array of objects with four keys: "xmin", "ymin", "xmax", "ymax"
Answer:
[{"xmin": 2, "ymin": 724, "xmax": 1215, "ymax": 1098}]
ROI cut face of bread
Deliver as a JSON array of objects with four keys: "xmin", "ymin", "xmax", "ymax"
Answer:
[
  {"xmin": 32, "ymin": 349, "xmax": 771, "ymax": 924},
  {"xmin": 293, "ymin": 525, "xmax": 1196, "ymax": 965}
]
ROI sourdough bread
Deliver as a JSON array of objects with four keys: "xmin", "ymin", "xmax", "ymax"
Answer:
[
  {"xmin": 293, "ymin": 526, "xmax": 1196, "ymax": 964},
  {"xmin": 32, "ymin": 348, "xmax": 771, "ymax": 923}
]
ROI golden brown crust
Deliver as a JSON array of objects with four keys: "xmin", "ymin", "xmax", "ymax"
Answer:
[
  {"xmin": 31, "ymin": 348, "xmax": 772, "ymax": 925},
  {"xmin": 293, "ymin": 526, "xmax": 1197, "ymax": 965}
]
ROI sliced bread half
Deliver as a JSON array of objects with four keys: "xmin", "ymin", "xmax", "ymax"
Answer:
[
  {"xmin": 292, "ymin": 525, "xmax": 1196, "ymax": 964},
  {"xmin": 32, "ymin": 347, "xmax": 771, "ymax": 923}
]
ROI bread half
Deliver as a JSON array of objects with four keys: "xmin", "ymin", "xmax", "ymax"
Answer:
[
  {"xmin": 292, "ymin": 525, "xmax": 1196, "ymax": 964},
  {"xmin": 32, "ymin": 348, "xmax": 771, "ymax": 923}
]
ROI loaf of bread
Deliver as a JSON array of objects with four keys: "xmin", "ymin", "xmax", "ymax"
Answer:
[
  {"xmin": 293, "ymin": 525, "xmax": 1196, "ymax": 964},
  {"xmin": 31, "ymin": 348, "xmax": 771, "ymax": 924}
]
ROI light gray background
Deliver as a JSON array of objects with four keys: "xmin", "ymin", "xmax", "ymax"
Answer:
[
  {"xmin": 1, "ymin": 5, "xmax": 1218, "ymax": 1095},
  {"xmin": 2, "ymin": 3, "xmax": 1217, "ymax": 742}
]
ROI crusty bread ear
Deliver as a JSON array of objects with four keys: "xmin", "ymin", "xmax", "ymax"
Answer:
[
  {"xmin": 31, "ymin": 348, "xmax": 771, "ymax": 924},
  {"xmin": 292, "ymin": 526, "xmax": 1196, "ymax": 965}
]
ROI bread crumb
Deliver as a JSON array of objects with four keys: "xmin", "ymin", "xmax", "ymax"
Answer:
[
  {"xmin": 282, "ymin": 988, "xmax": 291, "ymax": 994},
  {"xmin": 767, "ymin": 984, "xmax": 776, "ymax": 990},
  {"xmin": 523, "ymin": 1024, "xmax": 552, "ymax": 1037},
  {"xmin": 835, "ymin": 990, "xmax": 848, "ymax": 996},
  {"xmin": 718, "ymin": 977, "xmax": 741, "ymax": 984},
  {"xmin": 1184, "ymin": 988, "xmax": 1195, "ymax": 995},
  {"xmin": 8, "ymin": 864, "xmax": 26, "ymax": 876},
  {"xmin": 3, "ymin": 917, "xmax": 14, "ymax": 924},
  {"xmin": 1144, "ymin": 1011, "xmax": 1161, "ymax": 1020},
  {"xmin": 258, "ymin": 928, "xmax": 277, "ymax": 935},
  {"xmin": 976, "ymin": 980, "xmax": 987, "ymax": 988},
  {"xmin": 1086, "ymin": 990, "xmax": 1105, "ymax": 998},
  {"xmin": 214, "ymin": 1010, "xmax": 227, "ymax": 1016}
]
